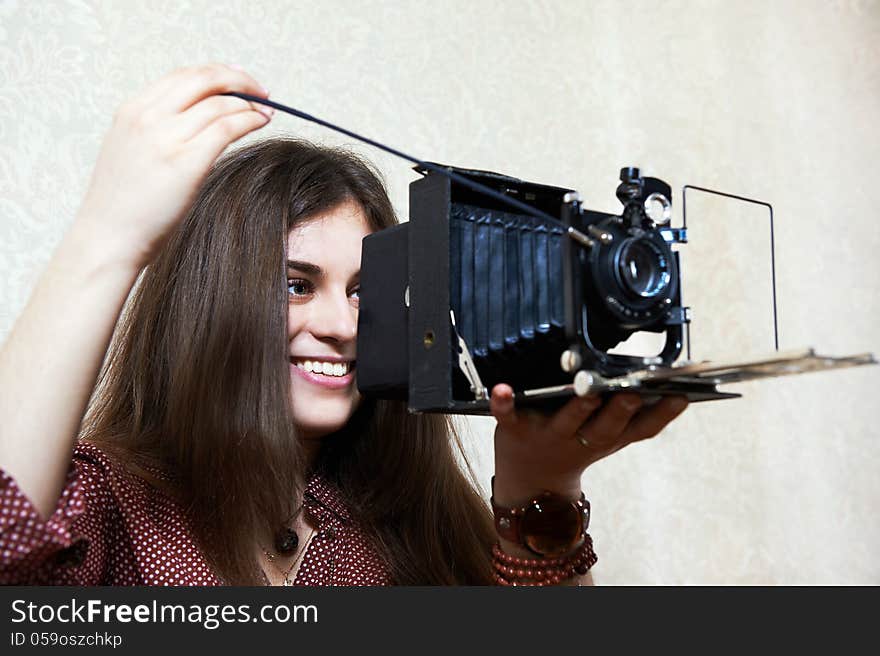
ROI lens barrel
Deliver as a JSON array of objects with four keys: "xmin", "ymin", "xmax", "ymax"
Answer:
[{"xmin": 615, "ymin": 237, "xmax": 671, "ymax": 300}]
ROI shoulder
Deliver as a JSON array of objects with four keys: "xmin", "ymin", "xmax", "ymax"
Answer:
[
  {"xmin": 70, "ymin": 441, "xmax": 115, "ymax": 484},
  {"xmin": 72, "ymin": 441, "xmax": 184, "ymax": 523},
  {"xmin": 69, "ymin": 441, "xmax": 217, "ymax": 585},
  {"xmin": 72, "ymin": 441, "xmax": 172, "ymax": 495},
  {"xmin": 69, "ymin": 441, "xmax": 145, "ymax": 503},
  {"xmin": 67, "ymin": 441, "xmax": 182, "ymax": 541}
]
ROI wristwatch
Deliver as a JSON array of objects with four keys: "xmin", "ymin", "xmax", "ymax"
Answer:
[{"xmin": 491, "ymin": 477, "xmax": 590, "ymax": 558}]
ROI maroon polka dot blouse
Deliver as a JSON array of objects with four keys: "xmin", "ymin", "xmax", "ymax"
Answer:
[{"xmin": 0, "ymin": 442, "xmax": 392, "ymax": 585}]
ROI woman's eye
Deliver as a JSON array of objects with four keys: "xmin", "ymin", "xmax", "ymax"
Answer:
[
  {"xmin": 287, "ymin": 279, "xmax": 314, "ymax": 297},
  {"xmin": 349, "ymin": 287, "xmax": 360, "ymax": 300}
]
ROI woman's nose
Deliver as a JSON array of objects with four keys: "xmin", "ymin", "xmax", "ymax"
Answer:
[{"xmin": 307, "ymin": 290, "xmax": 357, "ymax": 343}]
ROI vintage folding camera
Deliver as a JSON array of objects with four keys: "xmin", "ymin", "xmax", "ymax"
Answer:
[
  {"xmin": 356, "ymin": 163, "xmax": 875, "ymax": 414},
  {"xmin": 220, "ymin": 91, "xmax": 872, "ymax": 414}
]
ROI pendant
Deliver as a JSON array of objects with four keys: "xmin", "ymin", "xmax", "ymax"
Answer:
[
  {"xmin": 283, "ymin": 578, "xmax": 293, "ymax": 586},
  {"xmin": 275, "ymin": 527, "xmax": 299, "ymax": 555}
]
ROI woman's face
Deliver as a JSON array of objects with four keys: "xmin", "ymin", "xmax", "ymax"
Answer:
[{"xmin": 286, "ymin": 198, "xmax": 370, "ymax": 443}]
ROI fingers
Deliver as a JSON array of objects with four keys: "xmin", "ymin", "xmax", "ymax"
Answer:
[
  {"xmin": 136, "ymin": 63, "xmax": 269, "ymax": 117},
  {"xmin": 546, "ymin": 393, "xmax": 602, "ymax": 437},
  {"xmin": 185, "ymin": 108, "xmax": 271, "ymax": 168},
  {"xmin": 491, "ymin": 386, "xmax": 684, "ymax": 454},
  {"xmin": 621, "ymin": 395, "xmax": 689, "ymax": 443},
  {"xmin": 576, "ymin": 393, "xmax": 643, "ymax": 446},
  {"xmin": 172, "ymin": 94, "xmax": 273, "ymax": 142},
  {"xmin": 491, "ymin": 384, "xmax": 604, "ymax": 440},
  {"xmin": 489, "ymin": 384, "xmax": 518, "ymax": 432}
]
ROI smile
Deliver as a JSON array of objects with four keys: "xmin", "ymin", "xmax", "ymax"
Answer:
[
  {"xmin": 289, "ymin": 357, "xmax": 356, "ymax": 389},
  {"xmin": 293, "ymin": 359, "xmax": 352, "ymax": 377}
]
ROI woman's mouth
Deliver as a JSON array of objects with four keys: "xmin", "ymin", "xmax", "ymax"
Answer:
[{"xmin": 289, "ymin": 357, "xmax": 356, "ymax": 390}]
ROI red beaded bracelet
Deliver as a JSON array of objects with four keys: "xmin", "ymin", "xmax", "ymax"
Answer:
[{"xmin": 492, "ymin": 534, "xmax": 597, "ymax": 586}]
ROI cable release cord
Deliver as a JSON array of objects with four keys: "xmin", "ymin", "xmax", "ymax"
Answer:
[{"xmin": 222, "ymin": 92, "xmax": 586, "ymax": 239}]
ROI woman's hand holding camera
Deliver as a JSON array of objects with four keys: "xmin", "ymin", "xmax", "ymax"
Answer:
[{"xmin": 490, "ymin": 385, "xmax": 689, "ymax": 504}]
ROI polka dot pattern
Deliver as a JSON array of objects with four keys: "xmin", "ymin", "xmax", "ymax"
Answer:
[{"xmin": 0, "ymin": 443, "xmax": 392, "ymax": 586}]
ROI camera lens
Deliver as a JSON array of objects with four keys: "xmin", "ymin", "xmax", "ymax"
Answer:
[{"xmin": 616, "ymin": 238, "xmax": 670, "ymax": 299}]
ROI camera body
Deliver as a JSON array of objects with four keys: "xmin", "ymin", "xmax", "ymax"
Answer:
[{"xmin": 357, "ymin": 164, "xmax": 698, "ymax": 413}]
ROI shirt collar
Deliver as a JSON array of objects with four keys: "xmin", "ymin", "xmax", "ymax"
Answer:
[{"xmin": 303, "ymin": 471, "xmax": 351, "ymax": 525}]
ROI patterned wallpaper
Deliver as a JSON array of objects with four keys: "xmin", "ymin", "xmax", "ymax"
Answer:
[{"xmin": 1, "ymin": 0, "xmax": 878, "ymax": 583}]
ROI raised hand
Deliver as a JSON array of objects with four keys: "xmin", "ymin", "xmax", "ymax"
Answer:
[{"xmin": 73, "ymin": 63, "xmax": 273, "ymax": 270}]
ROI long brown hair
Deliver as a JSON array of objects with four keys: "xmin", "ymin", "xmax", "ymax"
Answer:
[{"xmin": 83, "ymin": 137, "xmax": 495, "ymax": 585}]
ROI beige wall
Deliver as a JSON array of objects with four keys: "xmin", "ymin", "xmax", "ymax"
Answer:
[{"xmin": 1, "ymin": 0, "xmax": 877, "ymax": 583}]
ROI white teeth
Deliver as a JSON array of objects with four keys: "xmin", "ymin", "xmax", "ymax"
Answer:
[{"xmin": 293, "ymin": 359, "xmax": 350, "ymax": 377}]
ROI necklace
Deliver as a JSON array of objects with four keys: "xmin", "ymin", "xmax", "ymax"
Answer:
[
  {"xmin": 262, "ymin": 526, "xmax": 316, "ymax": 586},
  {"xmin": 273, "ymin": 504, "xmax": 307, "ymax": 555}
]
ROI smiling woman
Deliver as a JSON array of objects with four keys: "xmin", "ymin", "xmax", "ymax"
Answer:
[{"xmin": 0, "ymin": 65, "xmax": 688, "ymax": 587}]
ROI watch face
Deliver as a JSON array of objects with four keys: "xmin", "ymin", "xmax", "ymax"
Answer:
[{"xmin": 521, "ymin": 494, "xmax": 585, "ymax": 557}]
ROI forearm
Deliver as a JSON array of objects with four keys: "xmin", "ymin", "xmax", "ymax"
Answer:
[{"xmin": 0, "ymin": 216, "xmax": 141, "ymax": 519}]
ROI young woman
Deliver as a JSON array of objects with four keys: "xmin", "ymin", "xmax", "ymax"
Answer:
[{"xmin": 0, "ymin": 64, "xmax": 688, "ymax": 586}]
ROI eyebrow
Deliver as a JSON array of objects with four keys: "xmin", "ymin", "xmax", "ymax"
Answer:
[
  {"xmin": 287, "ymin": 260, "xmax": 361, "ymax": 281},
  {"xmin": 287, "ymin": 260, "xmax": 324, "ymax": 277}
]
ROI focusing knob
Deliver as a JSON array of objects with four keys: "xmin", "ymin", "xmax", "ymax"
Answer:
[
  {"xmin": 616, "ymin": 166, "xmax": 643, "ymax": 204},
  {"xmin": 619, "ymin": 166, "xmax": 640, "ymax": 182}
]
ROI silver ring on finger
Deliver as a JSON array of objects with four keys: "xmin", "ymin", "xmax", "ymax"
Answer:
[{"xmin": 575, "ymin": 430, "xmax": 590, "ymax": 449}]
